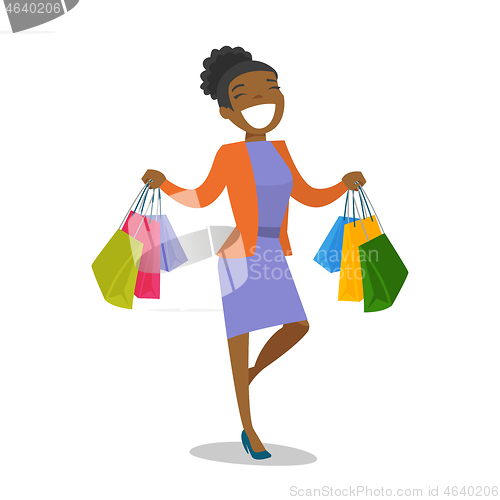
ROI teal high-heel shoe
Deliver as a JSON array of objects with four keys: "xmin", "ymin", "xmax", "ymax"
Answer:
[{"xmin": 241, "ymin": 430, "xmax": 271, "ymax": 460}]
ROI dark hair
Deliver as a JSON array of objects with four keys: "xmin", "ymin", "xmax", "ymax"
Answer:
[{"xmin": 200, "ymin": 46, "xmax": 278, "ymax": 110}]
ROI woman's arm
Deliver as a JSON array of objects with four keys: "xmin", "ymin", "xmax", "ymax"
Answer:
[
  {"xmin": 142, "ymin": 146, "xmax": 227, "ymax": 208},
  {"xmin": 273, "ymin": 141, "xmax": 363, "ymax": 207}
]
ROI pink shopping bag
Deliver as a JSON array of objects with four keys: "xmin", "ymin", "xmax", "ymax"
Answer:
[{"xmin": 122, "ymin": 211, "xmax": 161, "ymax": 299}]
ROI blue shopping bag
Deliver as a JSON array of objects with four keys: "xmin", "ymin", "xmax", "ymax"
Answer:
[
  {"xmin": 314, "ymin": 191, "xmax": 357, "ymax": 273},
  {"xmin": 150, "ymin": 190, "xmax": 188, "ymax": 271}
]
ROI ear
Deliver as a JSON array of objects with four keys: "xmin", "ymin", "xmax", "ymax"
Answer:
[{"xmin": 219, "ymin": 107, "xmax": 233, "ymax": 120}]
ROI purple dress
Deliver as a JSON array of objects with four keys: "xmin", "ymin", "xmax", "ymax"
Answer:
[{"xmin": 218, "ymin": 141, "xmax": 308, "ymax": 339}]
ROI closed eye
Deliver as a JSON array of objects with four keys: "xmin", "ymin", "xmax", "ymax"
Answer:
[
  {"xmin": 269, "ymin": 86, "xmax": 281, "ymax": 90},
  {"xmin": 234, "ymin": 93, "xmax": 246, "ymax": 99}
]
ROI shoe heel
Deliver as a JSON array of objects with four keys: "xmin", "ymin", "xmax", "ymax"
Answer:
[{"xmin": 241, "ymin": 430, "xmax": 249, "ymax": 454}]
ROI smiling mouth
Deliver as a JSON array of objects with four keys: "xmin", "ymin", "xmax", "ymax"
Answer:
[{"xmin": 241, "ymin": 103, "xmax": 276, "ymax": 130}]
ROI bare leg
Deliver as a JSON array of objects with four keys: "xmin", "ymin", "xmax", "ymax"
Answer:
[
  {"xmin": 249, "ymin": 320, "xmax": 309, "ymax": 385},
  {"xmin": 227, "ymin": 333, "xmax": 266, "ymax": 452}
]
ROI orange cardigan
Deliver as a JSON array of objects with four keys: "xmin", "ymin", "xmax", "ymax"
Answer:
[{"xmin": 160, "ymin": 140, "xmax": 348, "ymax": 258}]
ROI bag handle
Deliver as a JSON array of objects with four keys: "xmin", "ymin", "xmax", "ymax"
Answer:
[
  {"xmin": 133, "ymin": 189, "xmax": 155, "ymax": 239},
  {"xmin": 353, "ymin": 189, "xmax": 371, "ymax": 225},
  {"xmin": 343, "ymin": 190, "xmax": 356, "ymax": 224},
  {"xmin": 352, "ymin": 189, "xmax": 356, "ymax": 227},
  {"xmin": 129, "ymin": 178, "xmax": 154, "ymax": 224},
  {"xmin": 148, "ymin": 189, "xmax": 155, "ymax": 224},
  {"xmin": 358, "ymin": 189, "xmax": 373, "ymax": 221},
  {"xmin": 134, "ymin": 183, "xmax": 149, "ymax": 215},
  {"xmin": 132, "ymin": 182, "xmax": 161, "ymax": 225},
  {"xmin": 352, "ymin": 190, "xmax": 369, "ymax": 241},
  {"xmin": 139, "ymin": 184, "xmax": 149, "ymax": 214},
  {"xmin": 357, "ymin": 184, "xmax": 373, "ymax": 222},
  {"xmin": 356, "ymin": 183, "xmax": 384, "ymax": 234},
  {"xmin": 346, "ymin": 190, "xmax": 350, "ymax": 221},
  {"xmin": 358, "ymin": 190, "xmax": 365, "ymax": 219},
  {"xmin": 148, "ymin": 188, "xmax": 161, "ymax": 224},
  {"xmin": 122, "ymin": 179, "xmax": 156, "ymax": 239},
  {"xmin": 119, "ymin": 181, "xmax": 151, "ymax": 230}
]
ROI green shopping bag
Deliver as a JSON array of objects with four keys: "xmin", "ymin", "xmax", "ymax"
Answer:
[
  {"xmin": 92, "ymin": 184, "xmax": 151, "ymax": 309},
  {"xmin": 355, "ymin": 185, "xmax": 408, "ymax": 312},
  {"xmin": 359, "ymin": 234, "xmax": 408, "ymax": 312}
]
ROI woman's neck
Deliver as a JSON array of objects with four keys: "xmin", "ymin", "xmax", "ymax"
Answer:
[{"xmin": 245, "ymin": 132, "xmax": 266, "ymax": 142}]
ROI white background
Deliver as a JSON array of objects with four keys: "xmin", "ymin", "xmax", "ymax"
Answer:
[{"xmin": 1, "ymin": 1, "xmax": 499, "ymax": 499}]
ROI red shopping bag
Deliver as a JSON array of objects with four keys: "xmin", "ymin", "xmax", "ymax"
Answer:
[{"xmin": 122, "ymin": 190, "xmax": 161, "ymax": 299}]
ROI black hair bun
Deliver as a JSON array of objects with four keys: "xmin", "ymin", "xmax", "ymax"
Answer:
[{"xmin": 200, "ymin": 46, "xmax": 252, "ymax": 100}]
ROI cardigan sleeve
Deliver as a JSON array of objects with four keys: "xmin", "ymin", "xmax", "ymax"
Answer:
[
  {"xmin": 273, "ymin": 141, "xmax": 348, "ymax": 208},
  {"xmin": 160, "ymin": 146, "xmax": 227, "ymax": 208}
]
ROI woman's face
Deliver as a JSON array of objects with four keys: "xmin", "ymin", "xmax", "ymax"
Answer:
[{"xmin": 219, "ymin": 70, "xmax": 284, "ymax": 135}]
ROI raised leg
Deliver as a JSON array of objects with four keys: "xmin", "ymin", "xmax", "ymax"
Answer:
[
  {"xmin": 249, "ymin": 320, "xmax": 309, "ymax": 385},
  {"xmin": 227, "ymin": 332, "xmax": 265, "ymax": 452}
]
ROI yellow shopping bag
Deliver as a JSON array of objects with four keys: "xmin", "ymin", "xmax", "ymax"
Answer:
[{"xmin": 338, "ymin": 206, "xmax": 382, "ymax": 302}]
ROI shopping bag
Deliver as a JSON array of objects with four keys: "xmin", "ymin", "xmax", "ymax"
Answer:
[
  {"xmin": 149, "ymin": 215, "xmax": 187, "ymax": 271},
  {"xmin": 149, "ymin": 190, "xmax": 188, "ymax": 271},
  {"xmin": 314, "ymin": 191, "xmax": 360, "ymax": 273},
  {"xmin": 356, "ymin": 184, "xmax": 408, "ymax": 311},
  {"xmin": 122, "ymin": 189, "xmax": 161, "ymax": 299},
  {"xmin": 314, "ymin": 216, "xmax": 359, "ymax": 272},
  {"xmin": 92, "ymin": 230, "xmax": 143, "ymax": 309},
  {"xmin": 314, "ymin": 192, "xmax": 357, "ymax": 272},
  {"xmin": 338, "ymin": 215, "xmax": 382, "ymax": 301},
  {"xmin": 92, "ymin": 185, "xmax": 147, "ymax": 309},
  {"xmin": 338, "ymin": 188, "xmax": 382, "ymax": 301},
  {"xmin": 359, "ymin": 234, "xmax": 408, "ymax": 312}
]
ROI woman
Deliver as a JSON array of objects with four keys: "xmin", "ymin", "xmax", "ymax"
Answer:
[{"xmin": 142, "ymin": 46, "xmax": 365, "ymax": 460}]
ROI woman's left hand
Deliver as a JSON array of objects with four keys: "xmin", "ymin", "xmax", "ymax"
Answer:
[{"xmin": 342, "ymin": 171, "xmax": 366, "ymax": 191}]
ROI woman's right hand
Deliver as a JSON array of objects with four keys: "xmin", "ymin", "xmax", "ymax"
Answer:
[{"xmin": 142, "ymin": 169, "xmax": 166, "ymax": 189}]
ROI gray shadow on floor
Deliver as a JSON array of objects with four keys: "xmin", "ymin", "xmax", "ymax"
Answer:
[
  {"xmin": 190, "ymin": 442, "xmax": 317, "ymax": 466},
  {"xmin": 149, "ymin": 308, "xmax": 222, "ymax": 312}
]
